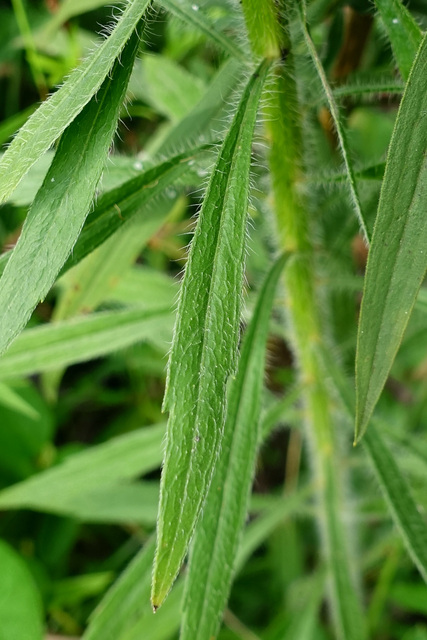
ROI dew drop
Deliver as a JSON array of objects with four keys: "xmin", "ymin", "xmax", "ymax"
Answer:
[
  {"xmin": 192, "ymin": 4, "xmax": 199, "ymax": 10},
  {"xmin": 51, "ymin": 177, "xmax": 55, "ymax": 182},
  {"xmin": 133, "ymin": 161, "xmax": 143, "ymax": 170},
  {"xmin": 392, "ymin": 18, "xmax": 399, "ymax": 24}
]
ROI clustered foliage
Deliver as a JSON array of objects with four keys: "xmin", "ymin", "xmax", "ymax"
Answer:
[{"xmin": 0, "ymin": 0, "xmax": 427, "ymax": 639}]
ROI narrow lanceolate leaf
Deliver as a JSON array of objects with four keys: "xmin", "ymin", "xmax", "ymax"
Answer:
[
  {"xmin": 0, "ymin": 30, "xmax": 140, "ymax": 357},
  {"xmin": 320, "ymin": 346, "xmax": 427, "ymax": 585},
  {"xmin": 181, "ymin": 254, "xmax": 289, "ymax": 640},
  {"xmin": 159, "ymin": 0, "xmax": 247, "ymax": 62},
  {"xmin": 363, "ymin": 427, "xmax": 427, "ymax": 584},
  {"xmin": 151, "ymin": 60, "xmax": 271, "ymax": 609},
  {"xmin": 0, "ymin": 307, "xmax": 173, "ymax": 380},
  {"xmin": 0, "ymin": 0, "xmax": 150, "ymax": 204},
  {"xmin": 0, "ymin": 423, "xmax": 165, "ymax": 511},
  {"xmin": 374, "ymin": 0, "xmax": 422, "ymax": 80},
  {"xmin": 300, "ymin": 1, "xmax": 369, "ymax": 242},
  {"xmin": 0, "ymin": 145, "xmax": 209, "ymax": 280},
  {"xmin": 355, "ymin": 33, "xmax": 427, "ymax": 441}
]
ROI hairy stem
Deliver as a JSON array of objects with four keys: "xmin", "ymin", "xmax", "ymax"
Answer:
[{"xmin": 241, "ymin": 1, "xmax": 366, "ymax": 638}]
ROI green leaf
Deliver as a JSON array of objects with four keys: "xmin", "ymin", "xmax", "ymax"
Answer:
[
  {"xmin": 61, "ymin": 145, "xmax": 210, "ymax": 274},
  {"xmin": 143, "ymin": 55, "xmax": 206, "ymax": 122},
  {"xmin": 181, "ymin": 254, "xmax": 289, "ymax": 640},
  {"xmin": 364, "ymin": 427, "xmax": 427, "ymax": 584},
  {"xmin": 106, "ymin": 266, "xmax": 179, "ymax": 310},
  {"xmin": 355, "ymin": 33, "xmax": 427, "ymax": 441},
  {"xmin": 0, "ymin": 540, "xmax": 43, "ymax": 640},
  {"xmin": 0, "ymin": 422, "xmax": 165, "ymax": 511},
  {"xmin": 83, "ymin": 537, "xmax": 157, "ymax": 640},
  {"xmin": 0, "ymin": 27, "xmax": 140, "ymax": 357},
  {"xmin": 159, "ymin": 0, "xmax": 247, "ymax": 62},
  {"xmin": 0, "ymin": 0, "xmax": 150, "ymax": 204},
  {"xmin": 374, "ymin": 0, "xmax": 422, "ymax": 80},
  {"xmin": 0, "ymin": 145, "xmax": 209, "ymax": 281},
  {"xmin": 154, "ymin": 57, "xmax": 241, "ymax": 156},
  {"xmin": 300, "ymin": 1, "xmax": 369, "ymax": 242},
  {"xmin": 151, "ymin": 60, "xmax": 272, "ymax": 609},
  {"xmin": 320, "ymin": 346, "xmax": 427, "ymax": 586},
  {"xmin": 0, "ymin": 307, "xmax": 173, "ymax": 380}
]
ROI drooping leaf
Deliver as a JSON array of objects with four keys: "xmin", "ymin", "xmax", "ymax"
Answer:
[
  {"xmin": 0, "ymin": 307, "xmax": 173, "ymax": 380},
  {"xmin": 0, "ymin": 540, "xmax": 43, "ymax": 640},
  {"xmin": 300, "ymin": 1, "xmax": 369, "ymax": 242},
  {"xmin": 374, "ymin": 0, "xmax": 422, "ymax": 80},
  {"xmin": 0, "ymin": 0, "xmax": 150, "ymax": 204},
  {"xmin": 151, "ymin": 60, "xmax": 272, "ymax": 609},
  {"xmin": 0, "ymin": 27, "xmax": 140, "ymax": 357},
  {"xmin": 355, "ymin": 33, "xmax": 427, "ymax": 441},
  {"xmin": 181, "ymin": 254, "xmax": 289, "ymax": 640},
  {"xmin": 0, "ymin": 422, "xmax": 165, "ymax": 511}
]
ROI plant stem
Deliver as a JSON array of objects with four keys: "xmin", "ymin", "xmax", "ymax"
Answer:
[{"xmin": 241, "ymin": 1, "xmax": 366, "ymax": 638}]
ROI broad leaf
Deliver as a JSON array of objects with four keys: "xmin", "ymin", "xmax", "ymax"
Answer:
[
  {"xmin": 0, "ymin": 0, "xmax": 150, "ymax": 203},
  {"xmin": 0, "ymin": 27, "xmax": 140, "ymax": 356},
  {"xmin": 355, "ymin": 33, "xmax": 427, "ymax": 441},
  {"xmin": 151, "ymin": 60, "xmax": 271, "ymax": 609},
  {"xmin": 374, "ymin": 0, "xmax": 422, "ymax": 80},
  {"xmin": 181, "ymin": 254, "xmax": 289, "ymax": 640},
  {"xmin": 0, "ymin": 540, "xmax": 43, "ymax": 640}
]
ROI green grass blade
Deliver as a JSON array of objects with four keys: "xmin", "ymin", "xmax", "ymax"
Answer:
[
  {"xmin": 300, "ymin": 1, "xmax": 369, "ymax": 242},
  {"xmin": 374, "ymin": 0, "xmax": 422, "ymax": 80},
  {"xmin": 0, "ymin": 540, "xmax": 43, "ymax": 640},
  {"xmin": 83, "ymin": 537, "xmax": 157, "ymax": 640},
  {"xmin": 0, "ymin": 28, "xmax": 140, "ymax": 357},
  {"xmin": 0, "ymin": 423, "xmax": 165, "ymax": 511},
  {"xmin": 151, "ymin": 60, "xmax": 271, "ymax": 609},
  {"xmin": 159, "ymin": 0, "xmax": 247, "ymax": 62},
  {"xmin": 0, "ymin": 307, "xmax": 173, "ymax": 380},
  {"xmin": 0, "ymin": 0, "xmax": 149, "ymax": 204},
  {"xmin": 181, "ymin": 254, "xmax": 289, "ymax": 640},
  {"xmin": 320, "ymin": 346, "xmax": 427, "ymax": 585},
  {"xmin": 355, "ymin": 33, "xmax": 427, "ymax": 441}
]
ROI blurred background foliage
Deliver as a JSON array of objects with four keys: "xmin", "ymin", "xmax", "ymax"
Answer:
[{"xmin": 0, "ymin": 0, "xmax": 427, "ymax": 638}]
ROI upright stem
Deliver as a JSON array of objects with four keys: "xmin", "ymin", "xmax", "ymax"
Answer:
[{"xmin": 241, "ymin": 2, "xmax": 366, "ymax": 638}]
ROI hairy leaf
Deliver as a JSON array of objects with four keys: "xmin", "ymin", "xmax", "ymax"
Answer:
[
  {"xmin": 181, "ymin": 254, "xmax": 289, "ymax": 640},
  {"xmin": 0, "ymin": 0, "xmax": 150, "ymax": 203},
  {"xmin": 0, "ymin": 27, "xmax": 140, "ymax": 356},
  {"xmin": 355, "ymin": 33, "xmax": 427, "ymax": 441},
  {"xmin": 151, "ymin": 60, "xmax": 271, "ymax": 609}
]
